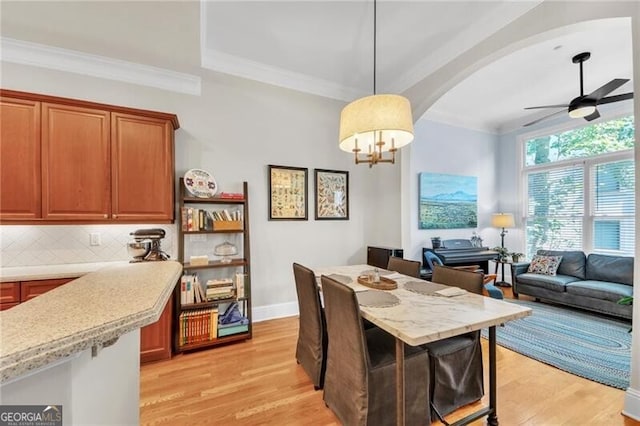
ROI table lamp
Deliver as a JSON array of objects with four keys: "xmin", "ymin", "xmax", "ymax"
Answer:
[{"xmin": 491, "ymin": 213, "xmax": 515, "ymax": 287}]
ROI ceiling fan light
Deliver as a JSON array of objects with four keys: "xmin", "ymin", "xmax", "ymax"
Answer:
[{"xmin": 568, "ymin": 104, "xmax": 596, "ymax": 118}]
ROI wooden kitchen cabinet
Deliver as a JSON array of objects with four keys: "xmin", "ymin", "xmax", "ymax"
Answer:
[
  {"xmin": 0, "ymin": 97, "xmax": 41, "ymax": 220},
  {"xmin": 0, "ymin": 282, "xmax": 21, "ymax": 310},
  {"xmin": 111, "ymin": 112, "xmax": 174, "ymax": 221},
  {"xmin": 0, "ymin": 278, "xmax": 76, "ymax": 309},
  {"xmin": 20, "ymin": 278, "xmax": 76, "ymax": 302},
  {"xmin": 42, "ymin": 103, "xmax": 111, "ymax": 220},
  {"xmin": 0, "ymin": 89, "xmax": 179, "ymax": 224},
  {"xmin": 140, "ymin": 295, "xmax": 173, "ymax": 364}
]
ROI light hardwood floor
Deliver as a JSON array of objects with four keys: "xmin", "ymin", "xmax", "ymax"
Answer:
[{"xmin": 141, "ymin": 309, "xmax": 639, "ymax": 425}]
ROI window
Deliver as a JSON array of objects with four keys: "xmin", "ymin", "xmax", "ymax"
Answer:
[
  {"xmin": 591, "ymin": 159, "xmax": 634, "ymax": 254},
  {"xmin": 522, "ymin": 115, "xmax": 634, "ymax": 258},
  {"xmin": 594, "ymin": 221, "xmax": 620, "ymax": 251}
]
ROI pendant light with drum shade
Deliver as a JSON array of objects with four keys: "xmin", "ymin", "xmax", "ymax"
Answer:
[{"xmin": 338, "ymin": 0, "xmax": 414, "ymax": 167}]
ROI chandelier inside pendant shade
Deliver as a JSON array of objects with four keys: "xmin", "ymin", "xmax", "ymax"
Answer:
[
  {"xmin": 339, "ymin": 94, "xmax": 414, "ymax": 154},
  {"xmin": 337, "ymin": 0, "xmax": 414, "ymax": 167}
]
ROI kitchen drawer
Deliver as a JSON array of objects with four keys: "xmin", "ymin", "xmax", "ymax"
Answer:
[
  {"xmin": 21, "ymin": 278, "xmax": 75, "ymax": 302},
  {"xmin": 1, "ymin": 282, "xmax": 20, "ymax": 304}
]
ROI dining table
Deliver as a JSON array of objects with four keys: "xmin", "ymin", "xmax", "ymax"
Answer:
[{"xmin": 312, "ymin": 264, "xmax": 532, "ymax": 426}]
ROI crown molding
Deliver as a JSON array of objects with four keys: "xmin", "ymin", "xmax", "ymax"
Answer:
[
  {"xmin": 0, "ymin": 37, "xmax": 201, "ymax": 96},
  {"xmin": 198, "ymin": 2, "xmax": 359, "ymax": 101},
  {"xmin": 200, "ymin": 47, "xmax": 362, "ymax": 102}
]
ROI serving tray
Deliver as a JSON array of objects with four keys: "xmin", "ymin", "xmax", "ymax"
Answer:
[{"xmin": 357, "ymin": 275, "xmax": 397, "ymax": 290}]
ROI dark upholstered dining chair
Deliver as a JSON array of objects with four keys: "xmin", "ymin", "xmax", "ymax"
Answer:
[
  {"xmin": 425, "ymin": 251, "xmax": 503, "ymax": 299},
  {"xmin": 387, "ymin": 256, "xmax": 421, "ymax": 278},
  {"xmin": 292, "ymin": 263, "xmax": 327, "ymax": 390},
  {"xmin": 321, "ymin": 275, "xmax": 432, "ymax": 426},
  {"xmin": 425, "ymin": 265, "xmax": 485, "ymax": 419}
]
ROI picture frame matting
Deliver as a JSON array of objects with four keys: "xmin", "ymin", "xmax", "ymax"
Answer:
[
  {"xmin": 268, "ymin": 165, "xmax": 308, "ymax": 220},
  {"xmin": 315, "ymin": 168, "xmax": 349, "ymax": 220}
]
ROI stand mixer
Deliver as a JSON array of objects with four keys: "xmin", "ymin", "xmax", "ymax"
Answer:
[{"xmin": 128, "ymin": 228, "xmax": 170, "ymax": 262}]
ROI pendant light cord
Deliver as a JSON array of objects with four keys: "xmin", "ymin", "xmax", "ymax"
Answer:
[{"xmin": 373, "ymin": 0, "xmax": 377, "ymax": 95}]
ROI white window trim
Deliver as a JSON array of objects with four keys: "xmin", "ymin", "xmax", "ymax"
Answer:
[{"xmin": 517, "ymin": 112, "xmax": 635, "ymax": 255}]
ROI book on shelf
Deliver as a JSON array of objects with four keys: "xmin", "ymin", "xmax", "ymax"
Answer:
[
  {"xmin": 181, "ymin": 207, "xmax": 243, "ymax": 231},
  {"xmin": 205, "ymin": 278, "xmax": 234, "ymax": 301},
  {"xmin": 179, "ymin": 307, "xmax": 218, "ymax": 345},
  {"xmin": 235, "ymin": 273, "xmax": 245, "ymax": 299},
  {"xmin": 207, "ymin": 278, "xmax": 233, "ymax": 287},
  {"xmin": 206, "ymin": 288, "xmax": 234, "ymax": 301},
  {"xmin": 217, "ymin": 192, "xmax": 243, "ymax": 200},
  {"xmin": 181, "ymin": 273, "xmax": 207, "ymax": 305}
]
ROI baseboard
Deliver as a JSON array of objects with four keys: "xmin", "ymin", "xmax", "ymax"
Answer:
[
  {"xmin": 252, "ymin": 301, "xmax": 298, "ymax": 323},
  {"xmin": 623, "ymin": 387, "xmax": 640, "ymax": 421}
]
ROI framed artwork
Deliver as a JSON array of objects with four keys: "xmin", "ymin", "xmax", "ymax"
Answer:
[
  {"xmin": 268, "ymin": 165, "xmax": 308, "ymax": 220},
  {"xmin": 419, "ymin": 172, "xmax": 477, "ymax": 229},
  {"xmin": 315, "ymin": 169, "xmax": 349, "ymax": 220}
]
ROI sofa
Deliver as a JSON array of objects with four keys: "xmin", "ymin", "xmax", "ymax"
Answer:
[{"xmin": 512, "ymin": 250, "xmax": 634, "ymax": 320}]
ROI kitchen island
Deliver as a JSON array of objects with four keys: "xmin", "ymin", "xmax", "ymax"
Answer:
[{"xmin": 0, "ymin": 261, "xmax": 181, "ymax": 425}]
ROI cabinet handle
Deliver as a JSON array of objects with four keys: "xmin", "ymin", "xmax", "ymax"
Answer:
[
  {"xmin": 113, "ymin": 214, "xmax": 118, "ymax": 219},
  {"xmin": 103, "ymin": 214, "xmax": 108, "ymax": 219}
]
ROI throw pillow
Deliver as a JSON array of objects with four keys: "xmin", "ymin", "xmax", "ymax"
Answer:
[{"xmin": 527, "ymin": 255, "xmax": 563, "ymax": 276}]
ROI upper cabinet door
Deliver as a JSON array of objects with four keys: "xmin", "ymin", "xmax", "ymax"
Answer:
[
  {"xmin": 111, "ymin": 112, "xmax": 174, "ymax": 221},
  {"xmin": 42, "ymin": 103, "xmax": 111, "ymax": 220},
  {"xmin": 0, "ymin": 97, "xmax": 41, "ymax": 219}
]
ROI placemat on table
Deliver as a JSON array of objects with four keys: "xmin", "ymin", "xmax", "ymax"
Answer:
[
  {"xmin": 403, "ymin": 281, "xmax": 449, "ymax": 296},
  {"xmin": 357, "ymin": 290, "xmax": 400, "ymax": 308}
]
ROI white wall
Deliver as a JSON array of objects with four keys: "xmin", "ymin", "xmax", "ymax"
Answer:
[
  {"xmin": 0, "ymin": 62, "xmax": 400, "ymax": 317},
  {"xmin": 401, "ymin": 119, "xmax": 500, "ymax": 262}
]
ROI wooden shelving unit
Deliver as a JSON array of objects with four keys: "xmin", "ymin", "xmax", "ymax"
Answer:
[{"xmin": 174, "ymin": 179, "xmax": 252, "ymax": 353}]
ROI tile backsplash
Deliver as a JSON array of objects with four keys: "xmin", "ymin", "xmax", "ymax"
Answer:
[{"xmin": 0, "ymin": 224, "xmax": 176, "ymax": 267}]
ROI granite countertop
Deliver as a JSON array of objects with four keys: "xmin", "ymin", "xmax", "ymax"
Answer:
[
  {"xmin": 0, "ymin": 261, "xmax": 130, "ymax": 282},
  {"xmin": 0, "ymin": 261, "xmax": 182, "ymax": 383}
]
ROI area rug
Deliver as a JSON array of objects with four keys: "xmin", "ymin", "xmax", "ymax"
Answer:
[{"xmin": 481, "ymin": 299, "xmax": 632, "ymax": 389}]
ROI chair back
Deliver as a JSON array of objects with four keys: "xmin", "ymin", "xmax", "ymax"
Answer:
[
  {"xmin": 321, "ymin": 275, "xmax": 369, "ymax": 398},
  {"xmin": 292, "ymin": 263, "xmax": 327, "ymax": 388},
  {"xmin": 386, "ymin": 256, "xmax": 421, "ymax": 278},
  {"xmin": 432, "ymin": 265, "xmax": 484, "ymax": 295},
  {"xmin": 424, "ymin": 251, "xmax": 444, "ymax": 270}
]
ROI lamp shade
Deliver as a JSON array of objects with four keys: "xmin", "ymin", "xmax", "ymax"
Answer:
[
  {"xmin": 339, "ymin": 94, "xmax": 414, "ymax": 153},
  {"xmin": 491, "ymin": 213, "xmax": 515, "ymax": 228},
  {"xmin": 568, "ymin": 97, "xmax": 597, "ymax": 118},
  {"xmin": 568, "ymin": 104, "xmax": 597, "ymax": 118}
]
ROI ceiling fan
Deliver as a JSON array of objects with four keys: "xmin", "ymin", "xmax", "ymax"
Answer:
[{"xmin": 523, "ymin": 51, "xmax": 633, "ymax": 127}]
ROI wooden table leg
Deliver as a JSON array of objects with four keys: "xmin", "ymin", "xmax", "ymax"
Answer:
[{"xmin": 396, "ymin": 338, "xmax": 405, "ymax": 426}]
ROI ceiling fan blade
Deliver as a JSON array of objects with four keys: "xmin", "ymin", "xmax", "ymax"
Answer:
[
  {"xmin": 524, "ymin": 104, "xmax": 568, "ymax": 110},
  {"xmin": 584, "ymin": 109, "xmax": 600, "ymax": 122},
  {"xmin": 585, "ymin": 78, "xmax": 629, "ymax": 101},
  {"xmin": 523, "ymin": 109, "xmax": 566, "ymax": 127},
  {"xmin": 597, "ymin": 92, "xmax": 634, "ymax": 105}
]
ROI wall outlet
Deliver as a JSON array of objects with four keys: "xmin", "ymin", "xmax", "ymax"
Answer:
[{"xmin": 90, "ymin": 233, "xmax": 101, "ymax": 246}]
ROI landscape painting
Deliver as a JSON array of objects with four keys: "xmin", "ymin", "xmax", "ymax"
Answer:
[{"xmin": 419, "ymin": 172, "xmax": 477, "ymax": 229}]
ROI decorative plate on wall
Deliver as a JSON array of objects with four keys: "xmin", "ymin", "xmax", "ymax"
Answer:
[{"xmin": 184, "ymin": 169, "xmax": 217, "ymax": 198}]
